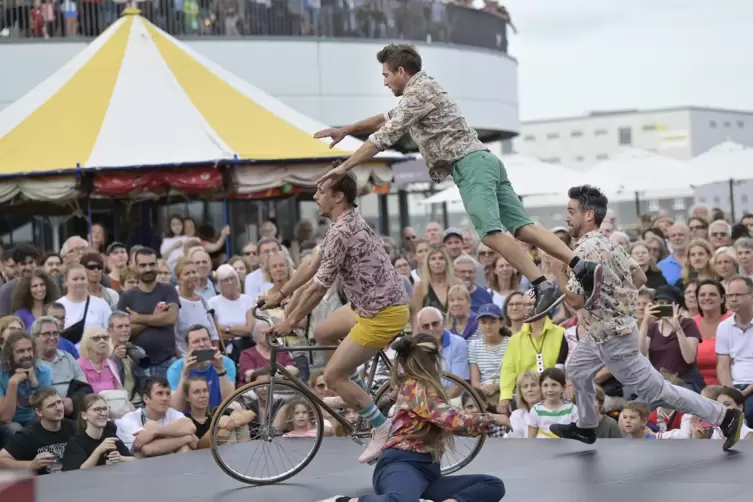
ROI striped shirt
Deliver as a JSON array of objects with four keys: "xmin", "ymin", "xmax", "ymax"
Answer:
[
  {"xmin": 526, "ymin": 402, "xmax": 578, "ymax": 439},
  {"xmin": 468, "ymin": 337, "xmax": 509, "ymax": 385}
]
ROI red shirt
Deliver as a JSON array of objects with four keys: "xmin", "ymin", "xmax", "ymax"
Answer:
[
  {"xmin": 693, "ymin": 312, "xmax": 732, "ymax": 386},
  {"xmin": 238, "ymin": 346, "xmax": 293, "ymax": 381}
]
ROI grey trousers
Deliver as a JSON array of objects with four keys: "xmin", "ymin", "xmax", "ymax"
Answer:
[{"xmin": 568, "ymin": 329, "xmax": 726, "ymax": 428}]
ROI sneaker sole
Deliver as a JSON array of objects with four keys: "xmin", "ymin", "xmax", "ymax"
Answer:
[
  {"xmin": 583, "ymin": 264, "xmax": 603, "ymax": 309},
  {"xmin": 523, "ymin": 293, "xmax": 565, "ymax": 323},
  {"xmin": 722, "ymin": 411, "xmax": 744, "ymax": 451}
]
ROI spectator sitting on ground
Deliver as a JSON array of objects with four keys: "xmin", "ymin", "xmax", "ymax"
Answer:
[
  {"xmin": 593, "ymin": 386, "xmax": 622, "ymax": 438},
  {"xmin": 620, "ymin": 401, "xmax": 655, "ymax": 439},
  {"xmin": 33, "ymin": 316, "xmax": 89, "ymax": 418},
  {"xmin": 0, "ymin": 331, "xmax": 53, "ymax": 445},
  {"xmin": 183, "ymin": 377, "xmax": 253, "ymax": 449},
  {"xmin": 167, "ymin": 325, "xmax": 236, "ymax": 411},
  {"xmin": 0, "ymin": 387, "xmax": 75, "ymax": 474},
  {"xmin": 115, "ymin": 377, "xmax": 197, "ymax": 457},
  {"xmin": 62, "ymin": 394, "xmax": 134, "ymax": 471}
]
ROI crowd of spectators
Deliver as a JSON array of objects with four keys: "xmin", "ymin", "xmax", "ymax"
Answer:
[
  {"xmin": 0, "ymin": 0, "xmax": 514, "ymax": 52},
  {"xmin": 0, "ymin": 203, "xmax": 752, "ymax": 475}
]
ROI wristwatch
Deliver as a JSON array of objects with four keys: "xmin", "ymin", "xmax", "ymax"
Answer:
[{"xmin": 217, "ymin": 370, "xmax": 228, "ymax": 377}]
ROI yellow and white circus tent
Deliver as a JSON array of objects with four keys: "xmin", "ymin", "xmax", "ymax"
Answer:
[{"xmin": 0, "ymin": 11, "xmax": 404, "ymax": 202}]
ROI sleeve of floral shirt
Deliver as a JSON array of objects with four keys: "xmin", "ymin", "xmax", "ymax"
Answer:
[
  {"xmin": 313, "ymin": 226, "xmax": 346, "ymax": 290},
  {"xmin": 407, "ymin": 380, "xmax": 494, "ymax": 437},
  {"xmin": 612, "ymin": 241, "xmax": 641, "ymax": 278},
  {"xmin": 369, "ymin": 96, "xmax": 436, "ymax": 151}
]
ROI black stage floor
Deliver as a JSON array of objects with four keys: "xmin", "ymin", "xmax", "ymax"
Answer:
[{"xmin": 38, "ymin": 439, "xmax": 753, "ymax": 502}]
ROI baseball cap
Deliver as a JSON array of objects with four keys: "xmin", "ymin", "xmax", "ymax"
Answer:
[
  {"xmin": 106, "ymin": 241, "xmax": 126, "ymax": 255},
  {"xmin": 443, "ymin": 227, "xmax": 463, "ymax": 241},
  {"xmin": 477, "ymin": 303, "xmax": 504, "ymax": 320}
]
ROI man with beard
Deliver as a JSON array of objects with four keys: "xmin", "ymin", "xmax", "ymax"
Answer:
[
  {"xmin": 0, "ymin": 331, "xmax": 52, "ymax": 446},
  {"xmin": 313, "ymin": 44, "xmax": 603, "ymax": 324},
  {"xmin": 0, "ymin": 387, "xmax": 75, "ymax": 474},
  {"xmin": 117, "ymin": 248, "xmax": 179, "ymax": 379},
  {"xmin": 547, "ymin": 185, "xmax": 745, "ymax": 451}
]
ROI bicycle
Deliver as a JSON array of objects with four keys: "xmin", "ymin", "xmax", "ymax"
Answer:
[{"xmin": 208, "ymin": 306, "xmax": 486, "ymax": 485}]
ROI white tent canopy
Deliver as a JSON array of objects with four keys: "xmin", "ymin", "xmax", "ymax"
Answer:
[
  {"xmin": 418, "ymin": 154, "xmax": 579, "ymax": 205},
  {"xmin": 581, "ymin": 148, "xmax": 698, "ymax": 194},
  {"xmin": 688, "ymin": 141, "xmax": 753, "ymax": 185}
]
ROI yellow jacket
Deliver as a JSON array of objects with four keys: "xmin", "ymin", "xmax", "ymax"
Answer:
[{"xmin": 498, "ymin": 318, "xmax": 565, "ymax": 400}]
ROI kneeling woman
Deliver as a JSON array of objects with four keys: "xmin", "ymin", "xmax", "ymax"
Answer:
[{"xmin": 320, "ymin": 334, "xmax": 507, "ymax": 502}]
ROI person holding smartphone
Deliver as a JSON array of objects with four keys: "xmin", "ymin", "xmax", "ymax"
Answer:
[
  {"xmin": 166, "ymin": 326, "xmax": 236, "ymax": 411},
  {"xmin": 638, "ymin": 285, "xmax": 705, "ymax": 392}
]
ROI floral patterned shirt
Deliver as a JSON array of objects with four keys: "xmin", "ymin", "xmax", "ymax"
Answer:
[
  {"xmin": 567, "ymin": 230, "xmax": 640, "ymax": 343},
  {"xmin": 313, "ymin": 209, "xmax": 408, "ymax": 317},
  {"xmin": 384, "ymin": 378, "xmax": 495, "ymax": 454},
  {"xmin": 368, "ymin": 72, "xmax": 487, "ymax": 183}
]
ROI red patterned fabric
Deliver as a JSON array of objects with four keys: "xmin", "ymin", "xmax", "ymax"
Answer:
[{"xmin": 93, "ymin": 168, "xmax": 222, "ymax": 197}]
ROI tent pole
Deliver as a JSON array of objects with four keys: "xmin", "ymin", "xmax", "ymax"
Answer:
[
  {"xmin": 634, "ymin": 191, "xmax": 641, "ymax": 218},
  {"xmin": 225, "ymin": 156, "xmax": 238, "ymax": 257},
  {"xmin": 728, "ymin": 178, "xmax": 736, "ymax": 222}
]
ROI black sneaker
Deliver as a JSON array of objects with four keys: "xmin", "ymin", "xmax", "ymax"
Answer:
[
  {"xmin": 572, "ymin": 260, "xmax": 603, "ymax": 308},
  {"xmin": 720, "ymin": 408, "xmax": 744, "ymax": 451},
  {"xmin": 549, "ymin": 422, "xmax": 597, "ymax": 444},
  {"xmin": 523, "ymin": 280, "xmax": 565, "ymax": 323}
]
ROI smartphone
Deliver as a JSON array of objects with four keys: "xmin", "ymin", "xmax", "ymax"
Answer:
[
  {"xmin": 656, "ymin": 305, "xmax": 674, "ymax": 318},
  {"xmin": 194, "ymin": 349, "xmax": 215, "ymax": 362}
]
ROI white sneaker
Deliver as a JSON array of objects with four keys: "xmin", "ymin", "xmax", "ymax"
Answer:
[
  {"xmin": 358, "ymin": 418, "xmax": 392, "ymax": 464},
  {"xmin": 323, "ymin": 396, "xmax": 347, "ymax": 408}
]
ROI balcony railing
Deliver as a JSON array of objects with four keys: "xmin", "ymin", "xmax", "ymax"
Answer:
[{"xmin": 0, "ymin": 0, "xmax": 509, "ymax": 52}]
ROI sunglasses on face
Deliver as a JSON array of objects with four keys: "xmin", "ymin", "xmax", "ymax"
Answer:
[
  {"xmin": 85, "ymin": 263, "xmax": 103, "ymax": 271},
  {"xmin": 710, "ymin": 232, "xmax": 729, "ymax": 238},
  {"xmin": 91, "ymin": 335, "xmax": 110, "ymax": 342}
]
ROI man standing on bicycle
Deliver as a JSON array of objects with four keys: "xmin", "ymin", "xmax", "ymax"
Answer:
[{"xmin": 260, "ymin": 172, "xmax": 410, "ymax": 464}]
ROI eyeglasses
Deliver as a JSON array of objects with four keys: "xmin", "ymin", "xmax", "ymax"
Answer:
[
  {"xmin": 710, "ymin": 232, "xmax": 729, "ymax": 238},
  {"xmin": 91, "ymin": 335, "xmax": 110, "ymax": 342},
  {"xmin": 244, "ymin": 251, "xmax": 257, "ymax": 256},
  {"xmin": 38, "ymin": 331, "xmax": 60, "ymax": 338},
  {"xmin": 89, "ymin": 406, "xmax": 109, "ymax": 415},
  {"xmin": 85, "ymin": 263, "xmax": 103, "ymax": 271},
  {"xmin": 689, "ymin": 225, "xmax": 707, "ymax": 231}
]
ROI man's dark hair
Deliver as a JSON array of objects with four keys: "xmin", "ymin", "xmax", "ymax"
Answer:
[
  {"xmin": 567, "ymin": 185, "xmax": 609, "ymax": 226},
  {"xmin": 728, "ymin": 275, "xmax": 753, "ymax": 292},
  {"xmin": 11, "ymin": 244, "xmax": 39, "ymax": 264},
  {"xmin": 134, "ymin": 246, "xmax": 157, "ymax": 264},
  {"xmin": 331, "ymin": 173, "xmax": 359, "ymax": 209},
  {"xmin": 143, "ymin": 376, "xmax": 170, "ymax": 398},
  {"xmin": 257, "ymin": 236, "xmax": 282, "ymax": 250},
  {"xmin": 184, "ymin": 324, "xmax": 210, "ymax": 344},
  {"xmin": 0, "ymin": 331, "xmax": 35, "ymax": 372},
  {"xmin": 30, "ymin": 387, "xmax": 59, "ymax": 411},
  {"xmin": 376, "ymin": 44, "xmax": 422, "ymax": 75}
]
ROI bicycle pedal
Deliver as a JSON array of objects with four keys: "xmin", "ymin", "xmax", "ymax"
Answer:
[{"xmin": 350, "ymin": 436, "xmax": 365, "ymax": 447}]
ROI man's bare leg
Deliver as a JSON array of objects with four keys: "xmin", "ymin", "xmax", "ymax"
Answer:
[
  {"xmin": 515, "ymin": 224, "xmax": 576, "ymax": 266},
  {"xmin": 481, "ymin": 232, "xmax": 547, "ymax": 283}
]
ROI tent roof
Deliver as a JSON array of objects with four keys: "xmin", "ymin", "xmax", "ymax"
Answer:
[
  {"xmin": 0, "ymin": 12, "xmax": 405, "ymax": 179},
  {"xmin": 582, "ymin": 148, "xmax": 697, "ymax": 193},
  {"xmin": 688, "ymin": 141, "xmax": 753, "ymax": 184}
]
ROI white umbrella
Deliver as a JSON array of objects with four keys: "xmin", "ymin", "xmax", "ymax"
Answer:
[
  {"xmin": 582, "ymin": 148, "xmax": 697, "ymax": 194},
  {"xmin": 418, "ymin": 154, "xmax": 578, "ymax": 206},
  {"xmin": 688, "ymin": 141, "xmax": 753, "ymax": 185}
]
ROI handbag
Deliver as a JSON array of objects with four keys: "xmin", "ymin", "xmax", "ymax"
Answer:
[
  {"xmin": 100, "ymin": 359, "xmax": 135, "ymax": 416},
  {"xmin": 61, "ymin": 296, "xmax": 90, "ymax": 345}
]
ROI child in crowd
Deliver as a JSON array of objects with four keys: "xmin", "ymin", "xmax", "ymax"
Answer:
[
  {"xmin": 619, "ymin": 402, "xmax": 655, "ymax": 439},
  {"xmin": 657, "ymin": 385, "xmax": 723, "ymax": 439},
  {"xmin": 527, "ymin": 368, "xmax": 577, "ymax": 439},
  {"xmin": 714, "ymin": 388, "xmax": 753, "ymax": 440},
  {"xmin": 505, "ymin": 371, "xmax": 540, "ymax": 438},
  {"xmin": 282, "ymin": 398, "xmax": 319, "ymax": 438},
  {"xmin": 319, "ymin": 334, "xmax": 507, "ymax": 502},
  {"xmin": 593, "ymin": 386, "xmax": 622, "ymax": 439}
]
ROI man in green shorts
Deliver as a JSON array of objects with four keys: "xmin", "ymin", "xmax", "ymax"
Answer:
[{"xmin": 314, "ymin": 43, "xmax": 603, "ymax": 322}]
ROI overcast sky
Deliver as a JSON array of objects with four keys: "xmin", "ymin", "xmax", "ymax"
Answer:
[{"xmin": 502, "ymin": 0, "xmax": 753, "ymax": 121}]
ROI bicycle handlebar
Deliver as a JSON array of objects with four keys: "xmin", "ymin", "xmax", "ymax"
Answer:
[{"xmin": 251, "ymin": 306, "xmax": 285, "ymax": 347}]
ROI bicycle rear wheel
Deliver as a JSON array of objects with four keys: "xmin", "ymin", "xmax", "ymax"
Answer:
[
  {"xmin": 209, "ymin": 378, "xmax": 324, "ymax": 485},
  {"xmin": 372, "ymin": 372, "xmax": 486, "ymax": 475}
]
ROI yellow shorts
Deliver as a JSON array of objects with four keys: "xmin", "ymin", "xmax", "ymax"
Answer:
[{"xmin": 348, "ymin": 305, "xmax": 410, "ymax": 349}]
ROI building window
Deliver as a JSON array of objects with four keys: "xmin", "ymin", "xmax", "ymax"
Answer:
[
  {"xmin": 710, "ymin": 120, "xmax": 717, "ymax": 128},
  {"xmin": 642, "ymin": 124, "xmax": 656, "ymax": 131},
  {"xmin": 742, "ymin": 194, "xmax": 749, "ymax": 205},
  {"xmin": 596, "ymin": 153, "xmax": 609, "ymax": 160},
  {"xmin": 672, "ymin": 198, "xmax": 686, "ymax": 210},
  {"xmin": 574, "ymin": 155, "xmax": 585, "ymax": 162},
  {"xmin": 713, "ymin": 196, "xmax": 720, "ymax": 205},
  {"xmin": 698, "ymin": 196, "xmax": 707, "ymax": 203},
  {"xmin": 649, "ymin": 200, "xmax": 660, "ymax": 212},
  {"xmin": 618, "ymin": 127, "xmax": 632, "ymax": 146},
  {"xmin": 594, "ymin": 129, "xmax": 608, "ymax": 136},
  {"xmin": 724, "ymin": 121, "xmax": 731, "ymax": 128},
  {"xmin": 571, "ymin": 130, "xmax": 583, "ymax": 137},
  {"xmin": 523, "ymin": 135, "xmax": 536, "ymax": 141},
  {"xmin": 546, "ymin": 133, "xmax": 560, "ymax": 140},
  {"xmin": 738, "ymin": 121, "xmax": 745, "ymax": 129}
]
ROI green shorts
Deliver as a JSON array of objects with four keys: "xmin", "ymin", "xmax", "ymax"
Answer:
[{"xmin": 451, "ymin": 150, "xmax": 534, "ymax": 238}]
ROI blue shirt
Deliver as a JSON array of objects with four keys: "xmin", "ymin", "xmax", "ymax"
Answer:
[
  {"xmin": 57, "ymin": 338, "xmax": 79, "ymax": 359},
  {"xmin": 469, "ymin": 285, "xmax": 493, "ymax": 314},
  {"xmin": 0, "ymin": 363, "xmax": 53, "ymax": 425},
  {"xmin": 167, "ymin": 356, "xmax": 236, "ymax": 409},
  {"xmin": 440, "ymin": 331, "xmax": 470, "ymax": 388},
  {"xmin": 658, "ymin": 255, "xmax": 682, "ymax": 286}
]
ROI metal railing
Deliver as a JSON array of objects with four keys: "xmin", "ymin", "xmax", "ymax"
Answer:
[{"xmin": 0, "ymin": 0, "xmax": 509, "ymax": 52}]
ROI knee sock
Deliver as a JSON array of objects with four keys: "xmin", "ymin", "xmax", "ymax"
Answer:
[
  {"xmin": 358, "ymin": 401, "xmax": 387, "ymax": 428},
  {"xmin": 350, "ymin": 368, "xmax": 366, "ymax": 390}
]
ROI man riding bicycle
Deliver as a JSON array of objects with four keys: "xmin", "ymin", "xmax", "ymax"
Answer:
[{"xmin": 259, "ymin": 172, "xmax": 409, "ymax": 464}]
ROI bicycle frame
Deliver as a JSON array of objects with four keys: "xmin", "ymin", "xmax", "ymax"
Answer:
[{"xmin": 252, "ymin": 307, "xmax": 394, "ymax": 442}]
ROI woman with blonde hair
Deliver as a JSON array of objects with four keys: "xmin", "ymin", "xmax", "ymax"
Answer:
[
  {"xmin": 486, "ymin": 255, "xmax": 520, "ymax": 309},
  {"xmin": 444, "ymin": 284, "xmax": 480, "ymax": 341},
  {"xmin": 712, "ymin": 247, "xmax": 738, "ymax": 290},
  {"xmin": 676, "ymin": 239, "xmax": 717, "ymax": 290},
  {"xmin": 174, "ymin": 258, "xmax": 220, "ymax": 356},
  {"xmin": 77, "ymin": 327, "xmax": 121, "ymax": 394},
  {"xmin": 227, "ymin": 255, "xmax": 249, "ymax": 290},
  {"xmin": 630, "ymin": 241, "xmax": 667, "ymax": 290},
  {"xmin": 208, "ymin": 264, "xmax": 255, "ymax": 359},
  {"xmin": 409, "ymin": 245, "xmax": 455, "ymax": 325}
]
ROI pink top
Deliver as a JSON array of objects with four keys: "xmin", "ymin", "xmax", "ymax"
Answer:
[
  {"xmin": 283, "ymin": 428, "xmax": 318, "ymax": 438},
  {"xmin": 238, "ymin": 346, "xmax": 294, "ymax": 379},
  {"xmin": 78, "ymin": 358, "xmax": 120, "ymax": 393},
  {"xmin": 693, "ymin": 312, "xmax": 732, "ymax": 386},
  {"xmin": 313, "ymin": 209, "xmax": 408, "ymax": 317}
]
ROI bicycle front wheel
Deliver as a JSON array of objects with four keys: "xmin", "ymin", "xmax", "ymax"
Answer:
[
  {"xmin": 209, "ymin": 378, "xmax": 324, "ymax": 485},
  {"xmin": 373, "ymin": 372, "xmax": 486, "ymax": 475}
]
